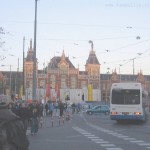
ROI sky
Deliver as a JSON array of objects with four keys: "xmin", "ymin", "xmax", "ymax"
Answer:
[{"xmin": 0, "ymin": 0, "xmax": 150, "ymax": 75}]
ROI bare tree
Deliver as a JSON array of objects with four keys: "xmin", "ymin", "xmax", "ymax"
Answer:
[{"xmin": 0, "ymin": 27, "xmax": 5, "ymax": 47}]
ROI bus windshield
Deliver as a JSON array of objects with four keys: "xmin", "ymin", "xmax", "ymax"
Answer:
[{"xmin": 111, "ymin": 89, "xmax": 140, "ymax": 105}]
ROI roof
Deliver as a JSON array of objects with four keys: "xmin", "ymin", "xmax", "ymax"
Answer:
[
  {"xmin": 100, "ymin": 74, "xmax": 150, "ymax": 82},
  {"xmin": 86, "ymin": 50, "xmax": 100, "ymax": 65},
  {"xmin": 48, "ymin": 56, "xmax": 75, "ymax": 69},
  {"xmin": 25, "ymin": 39, "xmax": 37, "ymax": 62}
]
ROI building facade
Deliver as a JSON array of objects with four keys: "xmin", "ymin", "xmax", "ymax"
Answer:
[
  {"xmin": 24, "ymin": 40, "xmax": 100, "ymax": 103},
  {"xmin": 1, "ymin": 40, "xmax": 150, "ymax": 103}
]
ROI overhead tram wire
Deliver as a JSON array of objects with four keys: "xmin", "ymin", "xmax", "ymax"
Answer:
[
  {"xmin": 1, "ymin": 20, "xmax": 150, "ymax": 29},
  {"xmin": 96, "ymin": 38, "xmax": 150, "ymax": 55}
]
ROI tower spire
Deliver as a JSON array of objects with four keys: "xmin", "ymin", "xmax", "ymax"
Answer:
[
  {"xmin": 30, "ymin": 39, "xmax": 32, "ymax": 50},
  {"xmin": 61, "ymin": 50, "xmax": 65, "ymax": 60}
]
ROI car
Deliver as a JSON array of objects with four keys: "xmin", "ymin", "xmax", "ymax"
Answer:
[
  {"xmin": 82, "ymin": 103, "xmax": 92, "ymax": 110},
  {"xmin": 86, "ymin": 105, "xmax": 110, "ymax": 115}
]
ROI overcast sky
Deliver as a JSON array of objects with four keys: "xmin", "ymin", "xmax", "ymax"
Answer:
[{"xmin": 1, "ymin": 0, "xmax": 150, "ymax": 75}]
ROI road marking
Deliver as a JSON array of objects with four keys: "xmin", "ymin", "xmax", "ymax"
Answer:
[
  {"xmin": 91, "ymin": 139, "xmax": 104, "ymax": 141},
  {"xmin": 130, "ymin": 140, "xmax": 144, "ymax": 143},
  {"xmin": 117, "ymin": 135, "xmax": 129, "ymax": 138},
  {"xmin": 73, "ymin": 126, "xmax": 124, "ymax": 149},
  {"xmin": 138, "ymin": 143, "xmax": 150, "ymax": 146},
  {"xmin": 95, "ymin": 141, "xmax": 109, "ymax": 144},
  {"xmin": 106, "ymin": 148, "xmax": 123, "ymax": 150},
  {"xmin": 84, "ymin": 134, "xmax": 95, "ymax": 136},
  {"xmin": 124, "ymin": 138, "xmax": 136, "ymax": 140},
  {"xmin": 101, "ymin": 144, "xmax": 116, "ymax": 147},
  {"xmin": 81, "ymin": 132, "xmax": 92, "ymax": 135},
  {"xmin": 87, "ymin": 136, "xmax": 99, "ymax": 139},
  {"xmin": 82, "ymin": 115, "xmax": 150, "ymax": 149},
  {"xmin": 146, "ymin": 147, "xmax": 150, "ymax": 149}
]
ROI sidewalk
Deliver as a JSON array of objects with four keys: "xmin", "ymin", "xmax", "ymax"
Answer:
[
  {"xmin": 26, "ymin": 109, "xmax": 72, "ymax": 135},
  {"xmin": 27, "ymin": 111, "xmax": 76, "ymax": 150}
]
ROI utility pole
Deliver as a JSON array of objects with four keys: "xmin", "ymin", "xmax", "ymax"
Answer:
[
  {"xmin": 32, "ymin": 0, "xmax": 38, "ymax": 101},
  {"xmin": 23, "ymin": 36, "xmax": 25, "ymax": 99},
  {"xmin": 9, "ymin": 65, "xmax": 12, "ymax": 96},
  {"xmin": 16, "ymin": 57, "xmax": 19, "ymax": 97},
  {"xmin": 131, "ymin": 58, "xmax": 136, "ymax": 75}
]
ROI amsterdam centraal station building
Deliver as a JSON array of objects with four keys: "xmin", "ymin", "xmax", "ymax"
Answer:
[{"xmin": 1, "ymin": 39, "xmax": 150, "ymax": 103}]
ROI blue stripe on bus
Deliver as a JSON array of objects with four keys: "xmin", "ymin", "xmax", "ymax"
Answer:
[{"xmin": 110, "ymin": 115, "xmax": 145, "ymax": 120}]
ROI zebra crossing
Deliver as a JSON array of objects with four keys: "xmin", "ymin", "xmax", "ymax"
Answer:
[
  {"xmin": 73, "ymin": 126, "xmax": 123, "ymax": 150},
  {"xmin": 73, "ymin": 125, "xmax": 150, "ymax": 150}
]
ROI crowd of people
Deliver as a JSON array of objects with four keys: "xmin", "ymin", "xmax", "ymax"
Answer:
[
  {"xmin": 8, "ymin": 100, "xmax": 68, "ymax": 135},
  {"xmin": 0, "ymin": 93, "xmax": 71, "ymax": 150},
  {"xmin": 0, "ymin": 94, "xmax": 86, "ymax": 150}
]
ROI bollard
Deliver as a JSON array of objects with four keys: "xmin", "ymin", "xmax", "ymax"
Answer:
[
  {"xmin": 62, "ymin": 116, "xmax": 64, "ymax": 125},
  {"xmin": 59, "ymin": 116, "xmax": 61, "ymax": 126},
  {"xmin": 51, "ymin": 116, "xmax": 54, "ymax": 127}
]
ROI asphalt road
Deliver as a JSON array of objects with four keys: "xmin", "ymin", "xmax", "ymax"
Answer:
[{"xmin": 27, "ymin": 111, "xmax": 150, "ymax": 150}]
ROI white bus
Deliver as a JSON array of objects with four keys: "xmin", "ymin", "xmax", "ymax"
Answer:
[{"xmin": 110, "ymin": 83, "xmax": 149, "ymax": 122}]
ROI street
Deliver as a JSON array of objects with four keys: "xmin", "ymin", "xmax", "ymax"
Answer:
[{"xmin": 28, "ymin": 111, "xmax": 150, "ymax": 150}]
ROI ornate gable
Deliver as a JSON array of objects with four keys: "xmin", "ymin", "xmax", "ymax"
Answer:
[
  {"xmin": 136, "ymin": 70, "xmax": 145, "ymax": 83},
  {"xmin": 111, "ymin": 69, "xmax": 119, "ymax": 82},
  {"xmin": 48, "ymin": 50, "xmax": 75, "ymax": 69},
  {"xmin": 58, "ymin": 50, "xmax": 68, "ymax": 68},
  {"xmin": 26, "ymin": 39, "xmax": 34, "ymax": 61}
]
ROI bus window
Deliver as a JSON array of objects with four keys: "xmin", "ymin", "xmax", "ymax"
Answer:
[{"xmin": 112, "ymin": 89, "xmax": 140, "ymax": 105}]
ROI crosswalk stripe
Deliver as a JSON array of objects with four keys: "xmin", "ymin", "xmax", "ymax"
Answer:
[
  {"xmin": 101, "ymin": 144, "xmax": 116, "ymax": 147},
  {"xmin": 146, "ymin": 147, "xmax": 150, "ymax": 149},
  {"xmin": 95, "ymin": 141, "xmax": 109, "ymax": 144},
  {"xmin": 87, "ymin": 136, "xmax": 99, "ymax": 139},
  {"xmin": 130, "ymin": 140, "xmax": 144, "ymax": 143},
  {"xmin": 138, "ymin": 143, "xmax": 150, "ymax": 146},
  {"xmin": 106, "ymin": 148, "xmax": 123, "ymax": 150}
]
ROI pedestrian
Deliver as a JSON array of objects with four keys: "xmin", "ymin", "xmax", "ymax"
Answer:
[
  {"xmin": 45, "ymin": 102, "xmax": 49, "ymax": 116},
  {"xmin": 59, "ymin": 101, "xmax": 64, "ymax": 117},
  {"xmin": 17, "ymin": 102, "xmax": 31, "ymax": 133},
  {"xmin": 49, "ymin": 101, "xmax": 54, "ymax": 117},
  {"xmin": 29, "ymin": 100, "xmax": 39, "ymax": 135},
  {"xmin": 37, "ymin": 103, "xmax": 44, "ymax": 128},
  {"xmin": 71, "ymin": 103, "xmax": 76, "ymax": 114},
  {"xmin": 0, "ymin": 94, "xmax": 29, "ymax": 150}
]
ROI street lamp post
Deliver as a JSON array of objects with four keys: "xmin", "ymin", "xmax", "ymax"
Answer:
[
  {"xmin": 130, "ymin": 58, "xmax": 136, "ymax": 75},
  {"xmin": 32, "ymin": 0, "xmax": 38, "ymax": 101},
  {"xmin": 8, "ymin": 54, "xmax": 20, "ymax": 97},
  {"xmin": 23, "ymin": 37, "xmax": 25, "ymax": 99},
  {"xmin": 9, "ymin": 65, "xmax": 12, "ymax": 96},
  {"xmin": 1, "ymin": 65, "xmax": 12, "ymax": 96},
  {"xmin": 119, "ymin": 64, "xmax": 122, "ymax": 82}
]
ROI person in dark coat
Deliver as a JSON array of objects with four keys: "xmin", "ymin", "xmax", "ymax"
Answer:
[
  {"xmin": 45, "ymin": 103, "xmax": 49, "ymax": 116},
  {"xmin": 29, "ymin": 100, "xmax": 39, "ymax": 135},
  {"xmin": 17, "ymin": 102, "xmax": 31, "ymax": 133},
  {"xmin": 59, "ymin": 101, "xmax": 64, "ymax": 117},
  {"xmin": 0, "ymin": 94, "xmax": 29, "ymax": 150}
]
